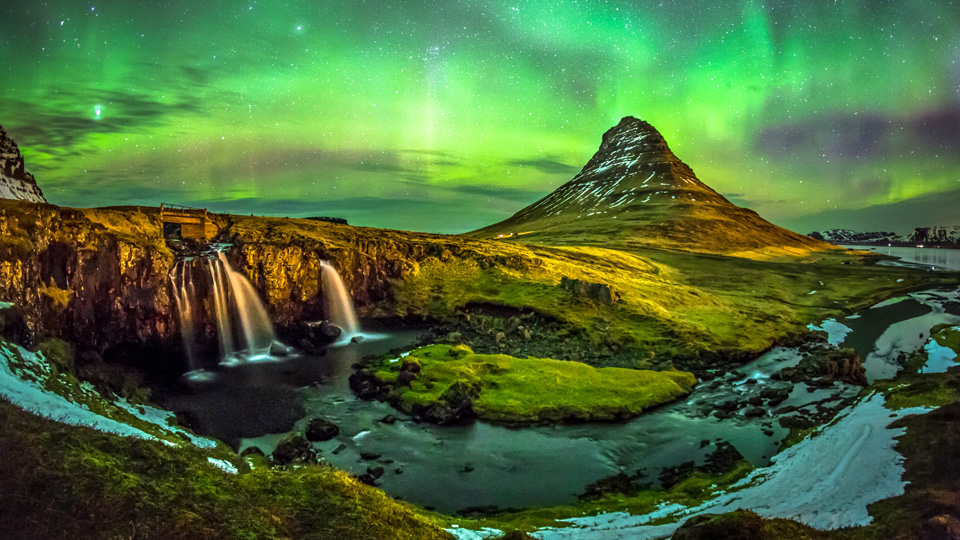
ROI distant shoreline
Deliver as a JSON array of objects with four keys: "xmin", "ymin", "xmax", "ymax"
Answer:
[{"xmin": 838, "ymin": 242, "xmax": 960, "ymax": 251}]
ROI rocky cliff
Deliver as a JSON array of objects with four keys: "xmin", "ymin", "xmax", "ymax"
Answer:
[{"xmin": 0, "ymin": 125, "xmax": 46, "ymax": 203}]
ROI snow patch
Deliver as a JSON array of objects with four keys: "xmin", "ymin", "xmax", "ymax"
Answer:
[
  {"xmin": 207, "ymin": 457, "xmax": 238, "ymax": 474},
  {"xmin": 807, "ymin": 319, "xmax": 852, "ymax": 346},
  {"xmin": 921, "ymin": 336, "xmax": 958, "ymax": 373}
]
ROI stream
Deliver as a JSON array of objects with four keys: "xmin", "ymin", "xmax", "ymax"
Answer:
[{"xmin": 165, "ymin": 249, "xmax": 960, "ymax": 515}]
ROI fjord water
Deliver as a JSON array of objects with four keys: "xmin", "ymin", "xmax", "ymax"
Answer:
[{"xmin": 845, "ymin": 244, "xmax": 960, "ymax": 271}]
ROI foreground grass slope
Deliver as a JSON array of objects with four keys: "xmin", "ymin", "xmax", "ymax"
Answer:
[
  {"xmin": 363, "ymin": 344, "xmax": 697, "ymax": 423},
  {"xmin": 0, "ymin": 400, "xmax": 452, "ymax": 540}
]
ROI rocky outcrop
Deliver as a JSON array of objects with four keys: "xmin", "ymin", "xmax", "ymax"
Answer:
[
  {"xmin": 0, "ymin": 202, "xmax": 176, "ymax": 367},
  {"xmin": 0, "ymin": 125, "xmax": 46, "ymax": 203},
  {"xmin": 560, "ymin": 276, "xmax": 619, "ymax": 305}
]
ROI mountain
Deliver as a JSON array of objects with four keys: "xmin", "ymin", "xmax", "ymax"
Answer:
[
  {"xmin": 808, "ymin": 229, "xmax": 901, "ymax": 244},
  {"xmin": 0, "ymin": 125, "xmax": 46, "ymax": 203},
  {"xmin": 809, "ymin": 226, "xmax": 960, "ymax": 246},
  {"xmin": 469, "ymin": 116, "xmax": 827, "ymax": 255}
]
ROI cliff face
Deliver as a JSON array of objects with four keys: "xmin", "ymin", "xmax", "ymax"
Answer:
[
  {"xmin": 0, "ymin": 202, "xmax": 175, "ymax": 355},
  {"xmin": 0, "ymin": 125, "xmax": 46, "ymax": 203},
  {"xmin": 0, "ymin": 202, "xmax": 526, "ymax": 363}
]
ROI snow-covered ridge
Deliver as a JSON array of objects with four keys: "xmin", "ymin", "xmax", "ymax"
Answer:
[{"xmin": 810, "ymin": 227, "xmax": 960, "ymax": 246}]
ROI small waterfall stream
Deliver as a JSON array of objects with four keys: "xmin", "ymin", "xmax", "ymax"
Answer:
[
  {"xmin": 169, "ymin": 252, "xmax": 276, "ymax": 368},
  {"xmin": 320, "ymin": 261, "xmax": 360, "ymax": 339}
]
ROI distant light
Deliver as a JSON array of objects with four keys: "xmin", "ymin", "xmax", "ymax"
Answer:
[{"xmin": 94, "ymin": 105, "xmax": 102, "ymax": 118}]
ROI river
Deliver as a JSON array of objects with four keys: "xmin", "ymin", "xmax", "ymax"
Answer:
[{"xmin": 164, "ymin": 282, "xmax": 960, "ymax": 516}]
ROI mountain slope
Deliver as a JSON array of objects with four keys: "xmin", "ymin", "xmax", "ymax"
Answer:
[
  {"xmin": 469, "ymin": 116, "xmax": 827, "ymax": 256},
  {"xmin": 0, "ymin": 125, "xmax": 46, "ymax": 203}
]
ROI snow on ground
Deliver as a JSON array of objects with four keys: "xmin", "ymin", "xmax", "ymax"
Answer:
[
  {"xmin": 921, "ymin": 335, "xmax": 958, "ymax": 373},
  {"xmin": 807, "ymin": 319, "xmax": 852, "ymax": 346},
  {"xmin": 0, "ymin": 341, "xmax": 222, "ymax": 452},
  {"xmin": 446, "ymin": 526, "xmax": 504, "ymax": 540},
  {"xmin": 116, "ymin": 397, "xmax": 218, "ymax": 448},
  {"xmin": 208, "ymin": 457, "xmax": 239, "ymax": 474},
  {"xmin": 452, "ymin": 394, "xmax": 928, "ymax": 540},
  {"xmin": 0, "ymin": 343, "xmax": 157, "ymax": 440}
]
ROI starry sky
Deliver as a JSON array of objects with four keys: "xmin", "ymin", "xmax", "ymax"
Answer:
[{"xmin": 1, "ymin": 0, "xmax": 958, "ymax": 234}]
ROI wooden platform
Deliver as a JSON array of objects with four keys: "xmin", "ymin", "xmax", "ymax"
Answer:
[{"xmin": 160, "ymin": 203, "xmax": 218, "ymax": 240}]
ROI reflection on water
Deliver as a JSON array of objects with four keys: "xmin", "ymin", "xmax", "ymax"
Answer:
[{"xmin": 844, "ymin": 245, "xmax": 960, "ymax": 271}]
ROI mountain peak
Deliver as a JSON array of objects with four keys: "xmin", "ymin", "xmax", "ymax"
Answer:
[
  {"xmin": 0, "ymin": 124, "xmax": 46, "ymax": 203},
  {"xmin": 468, "ymin": 117, "xmax": 826, "ymax": 256}
]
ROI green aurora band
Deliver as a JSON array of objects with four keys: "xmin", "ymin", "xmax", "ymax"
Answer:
[{"xmin": 1, "ymin": 0, "xmax": 958, "ymax": 233}]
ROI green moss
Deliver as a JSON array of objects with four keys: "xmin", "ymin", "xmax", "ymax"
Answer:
[
  {"xmin": 932, "ymin": 325, "xmax": 960, "ymax": 354},
  {"xmin": 39, "ymin": 278, "xmax": 72, "ymax": 308},
  {"xmin": 369, "ymin": 344, "xmax": 696, "ymax": 423},
  {"xmin": 0, "ymin": 400, "xmax": 450, "ymax": 540},
  {"xmin": 38, "ymin": 337, "xmax": 74, "ymax": 374}
]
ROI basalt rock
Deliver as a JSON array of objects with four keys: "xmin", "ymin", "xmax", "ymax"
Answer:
[
  {"xmin": 304, "ymin": 417, "xmax": 340, "ymax": 442},
  {"xmin": 271, "ymin": 434, "xmax": 317, "ymax": 465},
  {"xmin": 560, "ymin": 276, "xmax": 620, "ymax": 305},
  {"xmin": 775, "ymin": 347, "xmax": 866, "ymax": 386}
]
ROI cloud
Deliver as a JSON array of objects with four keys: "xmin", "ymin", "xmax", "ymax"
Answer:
[
  {"xmin": 755, "ymin": 105, "xmax": 960, "ymax": 161},
  {"xmin": 777, "ymin": 186, "xmax": 960, "ymax": 235},
  {"xmin": 506, "ymin": 158, "xmax": 578, "ymax": 175}
]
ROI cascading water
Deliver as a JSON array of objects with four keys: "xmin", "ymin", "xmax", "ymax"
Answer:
[
  {"xmin": 169, "ymin": 252, "xmax": 277, "ymax": 368},
  {"xmin": 320, "ymin": 261, "xmax": 360, "ymax": 339},
  {"xmin": 169, "ymin": 261, "xmax": 198, "ymax": 371}
]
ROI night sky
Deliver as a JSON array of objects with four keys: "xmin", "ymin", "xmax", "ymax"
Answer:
[{"xmin": 1, "ymin": 1, "xmax": 958, "ymax": 234}]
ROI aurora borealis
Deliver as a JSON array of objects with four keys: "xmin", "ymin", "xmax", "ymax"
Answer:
[{"xmin": 1, "ymin": 0, "xmax": 958, "ymax": 233}]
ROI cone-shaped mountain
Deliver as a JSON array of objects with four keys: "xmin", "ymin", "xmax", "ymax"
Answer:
[{"xmin": 470, "ymin": 116, "xmax": 826, "ymax": 255}]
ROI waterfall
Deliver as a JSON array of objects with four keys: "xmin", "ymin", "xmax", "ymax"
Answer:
[
  {"xmin": 169, "ymin": 253, "xmax": 277, "ymax": 368},
  {"xmin": 217, "ymin": 253, "xmax": 275, "ymax": 353},
  {"xmin": 320, "ymin": 261, "xmax": 360, "ymax": 338},
  {"xmin": 169, "ymin": 261, "xmax": 198, "ymax": 371}
]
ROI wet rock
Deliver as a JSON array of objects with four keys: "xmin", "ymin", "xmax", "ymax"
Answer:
[
  {"xmin": 395, "ymin": 468, "xmax": 403, "ymax": 475},
  {"xmin": 461, "ymin": 464, "xmax": 475, "ymax": 473},
  {"xmin": 349, "ymin": 371, "xmax": 384, "ymax": 399},
  {"xmin": 356, "ymin": 473, "xmax": 378, "ymax": 486},
  {"xmin": 379, "ymin": 414, "xmax": 397, "ymax": 425},
  {"xmin": 760, "ymin": 388, "xmax": 790, "ymax": 405},
  {"xmin": 359, "ymin": 451, "xmax": 382, "ymax": 461},
  {"xmin": 701, "ymin": 442, "xmax": 745, "ymax": 474},
  {"xmin": 397, "ymin": 370, "xmax": 418, "ymax": 387},
  {"xmin": 743, "ymin": 406, "xmax": 766, "ymax": 418},
  {"xmin": 304, "ymin": 417, "xmax": 340, "ymax": 442},
  {"xmin": 367, "ymin": 465, "xmax": 385, "ymax": 479},
  {"xmin": 269, "ymin": 341, "xmax": 290, "ymax": 357},
  {"xmin": 659, "ymin": 461, "xmax": 696, "ymax": 489},
  {"xmin": 240, "ymin": 446, "xmax": 264, "ymax": 457},
  {"xmin": 332, "ymin": 443, "xmax": 347, "ymax": 455},
  {"xmin": 351, "ymin": 335, "xmax": 365, "ymax": 343},
  {"xmin": 417, "ymin": 380, "xmax": 478, "ymax": 424},
  {"xmin": 579, "ymin": 472, "xmax": 638, "ymax": 500},
  {"xmin": 271, "ymin": 434, "xmax": 317, "ymax": 465}
]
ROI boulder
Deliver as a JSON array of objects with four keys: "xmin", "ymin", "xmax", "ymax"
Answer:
[
  {"xmin": 271, "ymin": 434, "xmax": 317, "ymax": 465},
  {"xmin": 304, "ymin": 417, "xmax": 340, "ymax": 442},
  {"xmin": 560, "ymin": 276, "xmax": 620, "ymax": 305}
]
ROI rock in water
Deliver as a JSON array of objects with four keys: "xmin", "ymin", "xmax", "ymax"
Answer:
[
  {"xmin": 0, "ymin": 124, "xmax": 47, "ymax": 203},
  {"xmin": 304, "ymin": 417, "xmax": 340, "ymax": 442},
  {"xmin": 271, "ymin": 434, "xmax": 317, "ymax": 465},
  {"xmin": 468, "ymin": 116, "xmax": 826, "ymax": 255}
]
